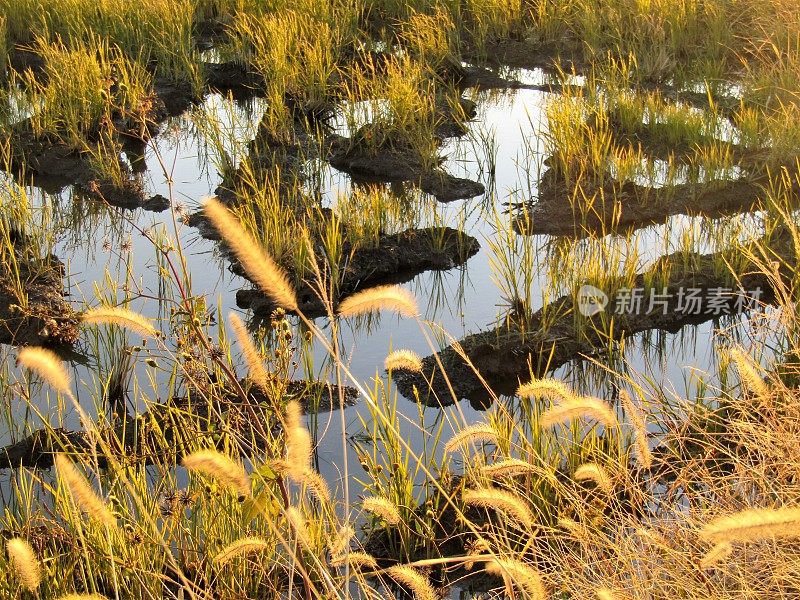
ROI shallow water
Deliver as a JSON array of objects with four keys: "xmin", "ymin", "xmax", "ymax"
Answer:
[{"xmin": 0, "ymin": 70, "xmax": 767, "ymax": 519}]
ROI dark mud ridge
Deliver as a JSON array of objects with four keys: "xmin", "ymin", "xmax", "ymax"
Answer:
[
  {"xmin": 0, "ymin": 378, "xmax": 358, "ymax": 469},
  {"xmin": 0, "ymin": 233, "xmax": 78, "ymax": 347},
  {"xmin": 236, "ymin": 226, "xmax": 480, "ymax": 317},
  {"xmin": 516, "ymin": 158, "xmax": 799, "ymax": 238},
  {"xmin": 393, "ymin": 229, "xmax": 793, "ymax": 406},
  {"xmin": 327, "ymin": 132, "xmax": 485, "ymax": 202}
]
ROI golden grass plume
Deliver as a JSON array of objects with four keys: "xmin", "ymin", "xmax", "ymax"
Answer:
[
  {"xmin": 81, "ymin": 306, "xmax": 157, "ymax": 338},
  {"xmin": 443, "ymin": 423, "xmax": 498, "ymax": 454},
  {"xmin": 485, "ymin": 557, "xmax": 547, "ymax": 599},
  {"xmin": 386, "ymin": 565, "xmax": 437, "ymax": 600},
  {"xmin": 286, "ymin": 506, "xmax": 312, "ymax": 548},
  {"xmin": 574, "ymin": 463, "xmax": 614, "ymax": 494},
  {"xmin": 481, "ymin": 458, "xmax": 536, "ymax": 479},
  {"xmin": 700, "ymin": 506, "xmax": 800, "ymax": 544},
  {"xmin": 284, "ymin": 400, "xmax": 312, "ymax": 477},
  {"xmin": 541, "ymin": 396, "xmax": 618, "ymax": 429},
  {"xmin": 328, "ymin": 525, "xmax": 355, "ymax": 558},
  {"xmin": 55, "ymin": 454, "xmax": 117, "ymax": 528},
  {"xmin": 463, "ymin": 487, "xmax": 535, "ymax": 528},
  {"xmin": 6, "ymin": 537, "xmax": 41, "ymax": 591},
  {"xmin": 204, "ymin": 197, "xmax": 297, "ymax": 311},
  {"xmin": 17, "ymin": 347, "xmax": 71, "ymax": 396},
  {"xmin": 699, "ymin": 541, "xmax": 733, "ymax": 569},
  {"xmin": 730, "ymin": 347, "xmax": 770, "ymax": 399},
  {"xmin": 620, "ymin": 390, "xmax": 652, "ymax": 469},
  {"xmin": 213, "ymin": 537, "xmax": 271, "ymax": 565},
  {"xmin": 361, "ymin": 496, "xmax": 402, "ymax": 526},
  {"xmin": 182, "ymin": 450, "xmax": 251, "ymax": 498},
  {"xmin": 384, "ymin": 349, "xmax": 423, "ymax": 372},
  {"xmin": 229, "ymin": 312, "xmax": 269, "ymax": 392},
  {"xmin": 329, "ymin": 551, "xmax": 378, "ymax": 571},
  {"xmin": 337, "ymin": 284, "xmax": 418, "ymax": 318},
  {"xmin": 56, "ymin": 595, "xmax": 109, "ymax": 600},
  {"xmin": 517, "ymin": 378, "xmax": 574, "ymax": 401}
]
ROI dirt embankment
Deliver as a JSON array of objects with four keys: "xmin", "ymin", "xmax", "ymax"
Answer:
[
  {"xmin": 392, "ymin": 230, "xmax": 792, "ymax": 406},
  {"xmin": 0, "ymin": 231, "xmax": 78, "ymax": 347}
]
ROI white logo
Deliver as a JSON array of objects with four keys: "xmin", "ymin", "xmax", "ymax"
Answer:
[{"xmin": 577, "ymin": 284, "xmax": 609, "ymax": 317}]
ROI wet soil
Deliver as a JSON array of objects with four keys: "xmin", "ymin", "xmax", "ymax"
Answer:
[
  {"xmin": 392, "ymin": 229, "xmax": 792, "ymax": 406},
  {"xmin": 0, "ymin": 232, "xmax": 78, "ymax": 347}
]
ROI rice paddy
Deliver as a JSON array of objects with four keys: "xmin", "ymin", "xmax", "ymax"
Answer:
[{"xmin": 0, "ymin": 0, "xmax": 800, "ymax": 598}]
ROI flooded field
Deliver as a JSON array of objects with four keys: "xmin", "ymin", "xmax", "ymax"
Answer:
[{"xmin": 1, "ymin": 1, "xmax": 799, "ymax": 598}]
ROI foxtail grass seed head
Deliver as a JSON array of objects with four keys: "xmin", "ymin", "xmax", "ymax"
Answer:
[
  {"xmin": 384, "ymin": 349, "xmax": 423, "ymax": 372},
  {"xmin": 444, "ymin": 424, "xmax": 498, "ymax": 455},
  {"xmin": 361, "ymin": 496, "xmax": 402, "ymax": 526},
  {"xmin": 17, "ymin": 347, "xmax": 71, "ymax": 396},
  {"xmin": 330, "ymin": 551, "xmax": 378, "ymax": 571},
  {"xmin": 484, "ymin": 558, "xmax": 547, "ymax": 599},
  {"xmin": 229, "ymin": 312, "xmax": 269, "ymax": 392},
  {"xmin": 81, "ymin": 306, "xmax": 157, "ymax": 338},
  {"xmin": 481, "ymin": 458, "xmax": 536, "ymax": 479},
  {"xmin": 213, "ymin": 537, "xmax": 271, "ymax": 565},
  {"xmin": 285, "ymin": 400, "xmax": 312, "ymax": 477},
  {"xmin": 463, "ymin": 487, "xmax": 535, "ymax": 529},
  {"xmin": 182, "ymin": 450, "xmax": 251, "ymax": 498},
  {"xmin": 596, "ymin": 588, "xmax": 627, "ymax": 600},
  {"xmin": 204, "ymin": 197, "xmax": 298, "ymax": 311},
  {"xmin": 574, "ymin": 463, "xmax": 614, "ymax": 494},
  {"xmin": 336, "ymin": 285, "xmax": 418, "ymax": 318},
  {"xmin": 296, "ymin": 468, "xmax": 330, "ymax": 503},
  {"xmin": 541, "ymin": 396, "xmax": 618, "ymax": 429},
  {"xmin": 730, "ymin": 348, "xmax": 770, "ymax": 399},
  {"xmin": 328, "ymin": 525, "xmax": 355, "ymax": 558},
  {"xmin": 700, "ymin": 541, "xmax": 733, "ymax": 569},
  {"xmin": 386, "ymin": 565, "xmax": 437, "ymax": 600},
  {"xmin": 700, "ymin": 506, "xmax": 800, "ymax": 544},
  {"xmin": 56, "ymin": 595, "xmax": 109, "ymax": 600},
  {"xmin": 620, "ymin": 390, "xmax": 652, "ymax": 469},
  {"xmin": 6, "ymin": 538, "xmax": 41, "ymax": 591},
  {"xmin": 517, "ymin": 378, "xmax": 574, "ymax": 401},
  {"xmin": 54, "ymin": 454, "xmax": 117, "ymax": 528},
  {"xmin": 286, "ymin": 506, "xmax": 312, "ymax": 549}
]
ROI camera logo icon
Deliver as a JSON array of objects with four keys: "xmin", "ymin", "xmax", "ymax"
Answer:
[{"xmin": 577, "ymin": 284, "xmax": 609, "ymax": 317}]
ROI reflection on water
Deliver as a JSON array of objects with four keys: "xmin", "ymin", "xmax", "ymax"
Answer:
[{"xmin": 0, "ymin": 81, "xmax": 765, "ymax": 516}]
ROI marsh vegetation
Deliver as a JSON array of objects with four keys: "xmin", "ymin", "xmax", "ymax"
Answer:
[{"xmin": 0, "ymin": 0, "xmax": 800, "ymax": 598}]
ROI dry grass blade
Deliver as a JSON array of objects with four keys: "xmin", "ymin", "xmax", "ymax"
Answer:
[
  {"xmin": 204, "ymin": 197, "xmax": 298, "ymax": 311},
  {"xmin": 337, "ymin": 285, "xmax": 419, "ymax": 318}
]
